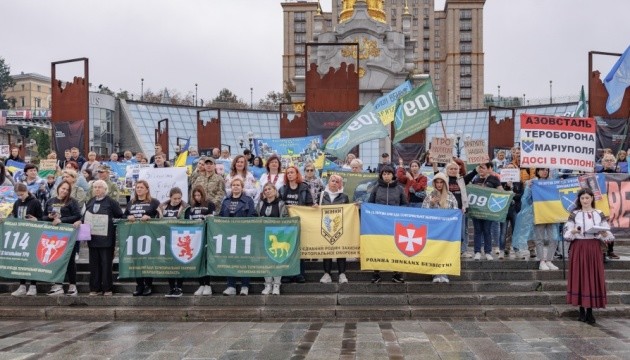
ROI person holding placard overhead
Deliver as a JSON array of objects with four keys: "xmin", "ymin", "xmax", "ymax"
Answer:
[{"xmin": 563, "ymin": 188, "xmax": 613, "ymax": 324}]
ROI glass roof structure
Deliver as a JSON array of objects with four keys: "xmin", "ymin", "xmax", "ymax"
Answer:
[{"xmin": 123, "ymin": 100, "xmax": 579, "ymax": 167}]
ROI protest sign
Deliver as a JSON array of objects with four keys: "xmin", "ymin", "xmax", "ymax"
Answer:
[
  {"xmin": 519, "ymin": 114, "xmax": 596, "ymax": 171},
  {"xmin": 321, "ymin": 171, "xmax": 378, "ymax": 202},
  {"xmin": 499, "ymin": 168, "xmax": 520, "ymax": 183},
  {"xmin": 206, "ymin": 217, "xmax": 301, "ymax": 277},
  {"xmin": 604, "ymin": 174, "xmax": 630, "ymax": 234},
  {"xmin": 429, "ymin": 137, "xmax": 454, "ymax": 164},
  {"xmin": 360, "ymin": 203, "xmax": 462, "ymax": 275},
  {"xmin": 288, "ymin": 204, "xmax": 360, "ymax": 259},
  {"xmin": 138, "ymin": 167, "xmax": 188, "ymax": 203},
  {"xmin": 0, "ymin": 145, "xmax": 9, "ymax": 157},
  {"xmin": 465, "ymin": 185, "xmax": 513, "ymax": 222},
  {"xmin": 0, "ymin": 219, "xmax": 77, "ymax": 282},
  {"xmin": 463, "ymin": 139, "xmax": 489, "ymax": 164},
  {"xmin": 531, "ymin": 175, "xmax": 609, "ymax": 224},
  {"xmin": 118, "ymin": 220, "xmax": 206, "ymax": 279}
]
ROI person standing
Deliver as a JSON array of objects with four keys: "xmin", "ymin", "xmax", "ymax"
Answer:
[
  {"xmin": 158, "ymin": 187, "xmax": 190, "ymax": 297},
  {"xmin": 563, "ymin": 188, "xmax": 613, "ymax": 324},
  {"xmin": 469, "ymin": 162, "xmax": 502, "ymax": 261},
  {"xmin": 124, "ymin": 180, "xmax": 160, "ymax": 296},
  {"xmin": 368, "ymin": 165, "xmax": 408, "ymax": 283},
  {"xmin": 396, "ymin": 159, "xmax": 428, "ymax": 207},
  {"xmin": 220, "ymin": 177, "xmax": 257, "ymax": 296},
  {"xmin": 303, "ymin": 162, "xmax": 325, "ymax": 203},
  {"xmin": 225, "ymin": 155, "xmax": 259, "ymax": 202},
  {"xmin": 192, "ymin": 157, "xmax": 226, "ymax": 211},
  {"xmin": 7, "ymin": 146, "xmax": 23, "ymax": 163},
  {"xmin": 256, "ymin": 182, "xmax": 287, "ymax": 295},
  {"xmin": 74, "ymin": 180, "xmax": 123, "ymax": 296},
  {"xmin": 258, "ymin": 155, "xmax": 285, "ymax": 191},
  {"xmin": 531, "ymin": 168, "xmax": 560, "ymax": 271},
  {"xmin": 188, "ymin": 185, "xmax": 216, "ymax": 296},
  {"xmin": 70, "ymin": 147, "xmax": 87, "ymax": 170},
  {"xmin": 318, "ymin": 174, "xmax": 350, "ymax": 284}
]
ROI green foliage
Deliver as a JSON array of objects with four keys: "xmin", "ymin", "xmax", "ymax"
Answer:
[
  {"xmin": 213, "ymin": 88, "xmax": 239, "ymax": 103},
  {"xmin": 30, "ymin": 129, "xmax": 51, "ymax": 159},
  {"xmin": 0, "ymin": 57, "xmax": 16, "ymax": 110}
]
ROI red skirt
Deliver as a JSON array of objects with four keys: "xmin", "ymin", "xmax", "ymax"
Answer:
[{"xmin": 566, "ymin": 239, "xmax": 607, "ymax": 308}]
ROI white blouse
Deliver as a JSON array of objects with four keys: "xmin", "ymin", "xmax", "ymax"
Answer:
[{"xmin": 563, "ymin": 209, "xmax": 614, "ymax": 242}]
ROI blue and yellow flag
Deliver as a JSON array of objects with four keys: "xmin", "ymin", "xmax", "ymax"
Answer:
[
  {"xmin": 360, "ymin": 203, "xmax": 462, "ymax": 276},
  {"xmin": 174, "ymin": 138, "xmax": 190, "ymax": 168},
  {"xmin": 532, "ymin": 175, "xmax": 610, "ymax": 224}
]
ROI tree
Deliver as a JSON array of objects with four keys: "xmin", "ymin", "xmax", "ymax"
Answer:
[
  {"xmin": 258, "ymin": 91, "xmax": 289, "ymax": 110},
  {"xmin": 30, "ymin": 129, "xmax": 51, "ymax": 159},
  {"xmin": 97, "ymin": 84, "xmax": 115, "ymax": 96},
  {"xmin": 0, "ymin": 57, "xmax": 16, "ymax": 109},
  {"xmin": 211, "ymin": 88, "xmax": 248, "ymax": 109},
  {"xmin": 116, "ymin": 90, "xmax": 130, "ymax": 100}
]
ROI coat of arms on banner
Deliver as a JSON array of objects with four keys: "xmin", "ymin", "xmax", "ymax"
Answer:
[
  {"xmin": 36, "ymin": 231, "xmax": 69, "ymax": 266},
  {"xmin": 522, "ymin": 139, "xmax": 535, "ymax": 153},
  {"xmin": 560, "ymin": 187, "xmax": 580, "ymax": 212},
  {"xmin": 321, "ymin": 207, "xmax": 343, "ymax": 245},
  {"xmin": 488, "ymin": 193, "xmax": 511, "ymax": 213},
  {"xmin": 264, "ymin": 226, "xmax": 297, "ymax": 264},
  {"xmin": 170, "ymin": 227, "xmax": 203, "ymax": 264},
  {"xmin": 394, "ymin": 222, "xmax": 427, "ymax": 257}
]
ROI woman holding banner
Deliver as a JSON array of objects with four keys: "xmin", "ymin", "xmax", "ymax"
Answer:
[
  {"xmin": 10, "ymin": 183, "xmax": 43, "ymax": 296},
  {"xmin": 44, "ymin": 180, "xmax": 82, "ymax": 296},
  {"xmin": 256, "ymin": 182, "xmax": 288, "ymax": 295},
  {"xmin": 188, "ymin": 185, "xmax": 216, "ymax": 296},
  {"xmin": 220, "ymin": 177, "xmax": 257, "ymax": 295},
  {"xmin": 318, "ymin": 174, "xmax": 350, "ymax": 284},
  {"xmin": 125, "ymin": 180, "xmax": 161, "ymax": 296},
  {"xmin": 444, "ymin": 161, "xmax": 470, "ymax": 258},
  {"xmin": 280, "ymin": 166, "xmax": 314, "ymax": 283},
  {"xmin": 74, "ymin": 180, "xmax": 123, "ymax": 296},
  {"xmin": 532, "ymin": 168, "xmax": 560, "ymax": 271},
  {"xmin": 422, "ymin": 173, "xmax": 457, "ymax": 283},
  {"xmin": 564, "ymin": 188, "xmax": 613, "ymax": 324},
  {"xmin": 158, "ymin": 187, "xmax": 190, "ymax": 297},
  {"xmin": 396, "ymin": 159, "xmax": 428, "ymax": 207}
]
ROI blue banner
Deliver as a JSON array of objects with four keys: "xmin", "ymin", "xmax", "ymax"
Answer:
[
  {"xmin": 374, "ymin": 80, "xmax": 413, "ymax": 125},
  {"xmin": 254, "ymin": 135, "xmax": 325, "ymax": 169}
]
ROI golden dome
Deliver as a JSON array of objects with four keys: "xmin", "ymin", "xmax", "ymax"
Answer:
[{"xmin": 339, "ymin": 0, "xmax": 386, "ymax": 24}]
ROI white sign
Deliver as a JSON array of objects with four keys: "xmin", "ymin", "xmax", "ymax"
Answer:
[
  {"xmin": 138, "ymin": 167, "xmax": 188, "ymax": 204},
  {"xmin": 499, "ymin": 168, "xmax": 520, "ymax": 183},
  {"xmin": 463, "ymin": 139, "xmax": 489, "ymax": 165},
  {"xmin": 0, "ymin": 145, "xmax": 9, "ymax": 157}
]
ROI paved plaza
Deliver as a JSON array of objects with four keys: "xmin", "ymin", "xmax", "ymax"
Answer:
[{"xmin": 0, "ymin": 318, "xmax": 628, "ymax": 360}]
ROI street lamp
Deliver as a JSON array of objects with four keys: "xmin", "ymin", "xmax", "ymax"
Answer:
[
  {"xmin": 497, "ymin": 85, "xmax": 501, "ymax": 104},
  {"xmin": 549, "ymin": 80, "xmax": 553, "ymax": 104},
  {"xmin": 195, "ymin": 83, "xmax": 198, "ymax": 106},
  {"xmin": 523, "ymin": 94, "xmax": 526, "ymax": 106},
  {"xmin": 250, "ymin": 87, "xmax": 253, "ymax": 109},
  {"xmin": 238, "ymin": 131, "xmax": 256, "ymax": 151},
  {"xmin": 141, "ymin": 78, "xmax": 144, "ymax": 101},
  {"xmin": 452, "ymin": 129, "xmax": 464, "ymax": 158}
]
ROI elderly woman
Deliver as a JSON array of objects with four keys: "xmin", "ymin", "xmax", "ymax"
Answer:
[
  {"xmin": 74, "ymin": 179, "xmax": 123, "ymax": 296},
  {"xmin": 81, "ymin": 151, "xmax": 100, "ymax": 173}
]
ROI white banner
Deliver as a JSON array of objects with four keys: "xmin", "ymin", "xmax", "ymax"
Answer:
[{"xmin": 138, "ymin": 167, "xmax": 188, "ymax": 204}]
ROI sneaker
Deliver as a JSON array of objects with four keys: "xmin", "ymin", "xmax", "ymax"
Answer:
[
  {"xmin": 193, "ymin": 286, "xmax": 205, "ymax": 296},
  {"xmin": 103, "ymin": 291, "xmax": 113, "ymax": 296},
  {"xmin": 240, "ymin": 287, "xmax": 249, "ymax": 296},
  {"xmin": 11, "ymin": 285, "xmax": 27, "ymax": 296},
  {"xmin": 392, "ymin": 273, "xmax": 405, "ymax": 283},
  {"xmin": 338, "ymin": 273, "xmax": 348, "ymax": 284},
  {"xmin": 26, "ymin": 285, "xmax": 37, "ymax": 296},
  {"xmin": 441, "ymin": 275, "xmax": 450, "ymax": 284},
  {"xmin": 173, "ymin": 288, "xmax": 183, "ymax": 297},
  {"xmin": 462, "ymin": 252, "xmax": 473, "ymax": 259},
  {"xmin": 493, "ymin": 247, "xmax": 500, "ymax": 255},
  {"xmin": 546, "ymin": 261, "xmax": 559, "ymax": 270},
  {"xmin": 498, "ymin": 252, "xmax": 504, "ymax": 260},
  {"xmin": 474, "ymin": 252, "xmax": 481, "ymax": 260},
  {"xmin": 432, "ymin": 276, "xmax": 441, "ymax": 283},
  {"xmin": 88, "ymin": 291, "xmax": 99, "ymax": 296},
  {"xmin": 142, "ymin": 286, "xmax": 152, "ymax": 296},
  {"xmin": 165, "ymin": 288, "xmax": 181, "ymax": 297},
  {"xmin": 202, "ymin": 285, "xmax": 212, "ymax": 296},
  {"xmin": 509, "ymin": 252, "xmax": 516, "ymax": 260},
  {"xmin": 271, "ymin": 284, "xmax": 280, "ymax": 295},
  {"xmin": 261, "ymin": 284, "xmax": 272, "ymax": 295},
  {"xmin": 485, "ymin": 254, "xmax": 493, "ymax": 261},
  {"xmin": 520, "ymin": 250, "xmax": 529, "ymax": 260},
  {"xmin": 539, "ymin": 261, "xmax": 550, "ymax": 271},
  {"xmin": 66, "ymin": 285, "xmax": 78, "ymax": 297},
  {"xmin": 165, "ymin": 289, "xmax": 177, "ymax": 297},
  {"xmin": 319, "ymin": 273, "xmax": 332, "ymax": 284},
  {"xmin": 47, "ymin": 284, "xmax": 64, "ymax": 296},
  {"xmin": 371, "ymin": 273, "xmax": 381, "ymax": 284},
  {"xmin": 133, "ymin": 286, "xmax": 145, "ymax": 297},
  {"xmin": 608, "ymin": 252, "xmax": 620, "ymax": 260},
  {"xmin": 223, "ymin": 287, "xmax": 236, "ymax": 296},
  {"xmin": 529, "ymin": 249, "xmax": 536, "ymax": 258}
]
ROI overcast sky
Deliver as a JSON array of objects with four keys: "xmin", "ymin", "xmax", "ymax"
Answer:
[{"xmin": 4, "ymin": 0, "xmax": 630, "ymax": 105}]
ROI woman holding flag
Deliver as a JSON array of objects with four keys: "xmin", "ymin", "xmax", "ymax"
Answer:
[{"xmin": 318, "ymin": 174, "xmax": 350, "ymax": 284}]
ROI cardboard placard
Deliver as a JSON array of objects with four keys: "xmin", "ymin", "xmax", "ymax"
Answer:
[
  {"xmin": 429, "ymin": 137, "xmax": 454, "ymax": 164},
  {"xmin": 464, "ymin": 139, "xmax": 489, "ymax": 164}
]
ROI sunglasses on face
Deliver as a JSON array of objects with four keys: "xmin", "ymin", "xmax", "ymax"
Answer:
[{"xmin": 305, "ymin": 169, "xmax": 314, "ymax": 172}]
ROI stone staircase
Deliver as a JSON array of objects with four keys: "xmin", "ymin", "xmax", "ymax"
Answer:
[{"xmin": 1, "ymin": 251, "xmax": 629, "ymax": 321}]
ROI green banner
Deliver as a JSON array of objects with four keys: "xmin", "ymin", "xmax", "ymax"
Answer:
[
  {"xmin": 0, "ymin": 219, "xmax": 77, "ymax": 282},
  {"xmin": 465, "ymin": 185, "xmax": 514, "ymax": 222},
  {"xmin": 323, "ymin": 102, "xmax": 389, "ymax": 159},
  {"xmin": 393, "ymin": 79, "xmax": 442, "ymax": 143},
  {"xmin": 118, "ymin": 220, "xmax": 206, "ymax": 279},
  {"xmin": 206, "ymin": 217, "xmax": 301, "ymax": 277},
  {"xmin": 322, "ymin": 171, "xmax": 378, "ymax": 202}
]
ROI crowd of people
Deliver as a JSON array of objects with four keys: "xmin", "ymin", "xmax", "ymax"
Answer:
[{"xmin": 2, "ymin": 143, "xmax": 625, "ymax": 324}]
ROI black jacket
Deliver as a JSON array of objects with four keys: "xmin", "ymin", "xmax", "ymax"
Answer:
[
  {"xmin": 12, "ymin": 194, "xmax": 43, "ymax": 220},
  {"xmin": 44, "ymin": 197, "xmax": 82, "ymax": 224},
  {"xmin": 83, "ymin": 196, "xmax": 123, "ymax": 248}
]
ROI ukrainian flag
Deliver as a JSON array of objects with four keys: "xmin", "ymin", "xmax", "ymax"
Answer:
[
  {"xmin": 532, "ymin": 175, "xmax": 610, "ymax": 224},
  {"xmin": 360, "ymin": 203, "xmax": 462, "ymax": 276},
  {"xmin": 174, "ymin": 138, "xmax": 190, "ymax": 168}
]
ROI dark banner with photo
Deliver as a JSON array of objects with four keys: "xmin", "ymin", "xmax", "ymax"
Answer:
[
  {"xmin": 52, "ymin": 120, "xmax": 84, "ymax": 158},
  {"xmin": 0, "ymin": 219, "xmax": 77, "ymax": 282},
  {"xmin": 117, "ymin": 220, "xmax": 206, "ymax": 279},
  {"xmin": 595, "ymin": 117, "xmax": 630, "ymax": 158},
  {"xmin": 206, "ymin": 217, "xmax": 301, "ymax": 277}
]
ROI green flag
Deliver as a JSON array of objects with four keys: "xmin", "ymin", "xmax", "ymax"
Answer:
[
  {"xmin": 465, "ymin": 185, "xmax": 514, "ymax": 222},
  {"xmin": 574, "ymin": 85, "xmax": 587, "ymax": 117},
  {"xmin": 323, "ymin": 102, "xmax": 388, "ymax": 159},
  {"xmin": 393, "ymin": 79, "xmax": 442, "ymax": 143}
]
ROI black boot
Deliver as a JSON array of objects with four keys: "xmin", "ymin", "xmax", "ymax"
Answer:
[
  {"xmin": 578, "ymin": 307, "xmax": 586, "ymax": 322},
  {"xmin": 585, "ymin": 308, "xmax": 596, "ymax": 324},
  {"xmin": 132, "ymin": 285, "xmax": 144, "ymax": 297}
]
